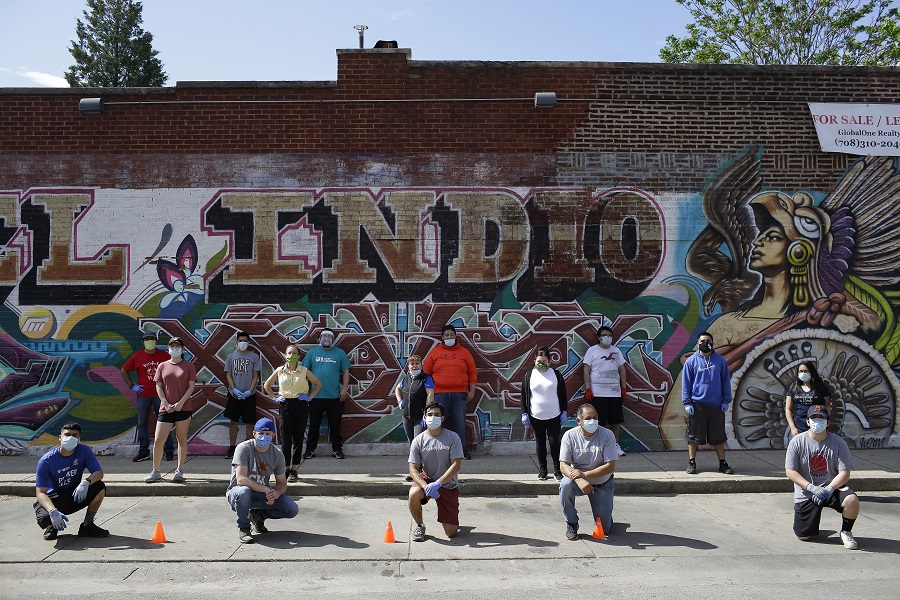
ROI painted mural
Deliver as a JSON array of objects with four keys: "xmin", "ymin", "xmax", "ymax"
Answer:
[{"xmin": 0, "ymin": 147, "xmax": 898, "ymax": 453}]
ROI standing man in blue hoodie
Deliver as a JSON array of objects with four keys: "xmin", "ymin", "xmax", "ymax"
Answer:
[{"xmin": 682, "ymin": 331, "xmax": 734, "ymax": 475}]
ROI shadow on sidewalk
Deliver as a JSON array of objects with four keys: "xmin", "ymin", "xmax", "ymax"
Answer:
[
  {"xmin": 428, "ymin": 526, "xmax": 558, "ymax": 548},
  {"xmin": 48, "ymin": 533, "xmax": 176, "ymax": 551},
  {"xmin": 600, "ymin": 522, "xmax": 718, "ymax": 550},
  {"xmin": 248, "ymin": 530, "xmax": 370, "ymax": 549}
]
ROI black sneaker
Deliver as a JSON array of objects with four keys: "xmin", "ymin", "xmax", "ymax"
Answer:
[
  {"xmin": 686, "ymin": 461, "xmax": 697, "ymax": 474},
  {"xmin": 405, "ymin": 474, "xmax": 413, "ymax": 482},
  {"xmin": 164, "ymin": 451, "xmax": 175, "ymax": 461},
  {"xmin": 43, "ymin": 526, "xmax": 58, "ymax": 541},
  {"xmin": 249, "ymin": 510, "xmax": 268, "ymax": 534},
  {"xmin": 132, "ymin": 452, "xmax": 150, "ymax": 463},
  {"xmin": 565, "ymin": 522, "xmax": 579, "ymax": 541},
  {"xmin": 333, "ymin": 449, "xmax": 345, "ymax": 459},
  {"xmin": 538, "ymin": 468, "xmax": 548, "ymax": 480},
  {"xmin": 225, "ymin": 445, "xmax": 236, "ymax": 459},
  {"xmin": 463, "ymin": 451, "xmax": 472, "ymax": 460},
  {"xmin": 303, "ymin": 451, "xmax": 315, "ymax": 460},
  {"xmin": 238, "ymin": 527, "xmax": 254, "ymax": 543},
  {"xmin": 554, "ymin": 470, "xmax": 564, "ymax": 481},
  {"xmin": 718, "ymin": 461, "xmax": 734, "ymax": 475},
  {"xmin": 78, "ymin": 522, "xmax": 109, "ymax": 538},
  {"xmin": 287, "ymin": 469, "xmax": 299, "ymax": 483}
]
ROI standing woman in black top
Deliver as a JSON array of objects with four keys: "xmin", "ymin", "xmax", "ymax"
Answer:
[
  {"xmin": 521, "ymin": 347, "xmax": 569, "ymax": 481},
  {"xmin": 785, "ymin": 361, "xmax": 831, "ymax": 438}
]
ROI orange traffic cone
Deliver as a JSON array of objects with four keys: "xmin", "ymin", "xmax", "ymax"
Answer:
[
  {"xmin": 592, "ymin": 517, "xmax": 606, "ymax": 540},
  {"xmin": 151, "ymin": 520, "xmax": 169, "ymax": 543},
  {"xmin": 383, "ymin": 521, "xmax": 396, "ymax": 543}
]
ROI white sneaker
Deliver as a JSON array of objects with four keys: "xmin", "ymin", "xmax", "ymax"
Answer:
[
  {"xmin": 616, "ymin": 443, "xmax": 626, "ymax": 457},
  {"xmin": 144, "ymin": 470, "xmax": 161, "ymax": 483},
  {"xmin": 412, "ymin": 523, "xmax": 426, "ymax": 542},
  {"xmin": 840, "ymin": 530, "xmax": 858, "ymax": 550},
  {"xmin": 172, "ymin": 469, "xmax": 185, "ymax": 483}
]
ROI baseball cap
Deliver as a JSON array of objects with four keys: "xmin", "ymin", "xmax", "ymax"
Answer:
[
  {"xmin": 254, "ymin": 418, "xmax": 276, "ymax": 432},
  {"xmin": 142, "ymin": 331, "xmax": 157, "ymax": 340},
  {"xmin": 808, "ymin": 405, "xmax": 829, "ymax": 420}
]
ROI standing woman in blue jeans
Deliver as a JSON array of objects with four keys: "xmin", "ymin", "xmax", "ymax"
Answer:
[
  {"xmin": 521, "ymin": 346, "xmax": 568, "ymax": 481},
  {"xmin": 263, "ymin": 345, "xmax": 322, "ymax": 482}
]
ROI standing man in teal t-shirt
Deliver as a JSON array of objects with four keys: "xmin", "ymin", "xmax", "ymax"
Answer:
[{"xmin": 303, "ymin": 328, "xmax": 351, "ymax": 459}]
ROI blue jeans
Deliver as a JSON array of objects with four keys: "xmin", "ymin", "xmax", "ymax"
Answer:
[
  {"xmin": 560, "ymin": 475, "xmax": 614, "ymax": 534},
  {"xmin": 135, "ymin": 396, "xmax": 174, "ymax": 454},
  {"xmin": 434, "ymin": 392, "xmax": 468, "ymax": 448},
  {"xmin": 226, "ymin": 486, "xmax": 299, "ymax": 530}
]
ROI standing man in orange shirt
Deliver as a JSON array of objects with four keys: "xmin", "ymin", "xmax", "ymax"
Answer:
[{"xmin": 423, "ymin": 324, "xmax": 477, "ymax": 460}]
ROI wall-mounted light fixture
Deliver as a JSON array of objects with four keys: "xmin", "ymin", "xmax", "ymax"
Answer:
[
  {"xmin": 534, "ymin": 92, "xmax": 557, "ymax": 109},
  {"xmin": 79, "ymin": 98, "xmax": 104, "ymax": 114}
]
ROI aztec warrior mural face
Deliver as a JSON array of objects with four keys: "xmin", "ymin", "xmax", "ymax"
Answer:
[{"xmin": 0, "ymin": 146, "xmax": 898, "ymax": 453}]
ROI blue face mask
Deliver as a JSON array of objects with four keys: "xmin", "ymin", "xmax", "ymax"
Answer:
[
  {"xmin": 600, "ymin": 335, "xmax": 612, "ymax": 346},
  {"xmin": 409, "ymin": 369, "xmax": 422, "ymax": 377},
  {"xmin": 255, "ymin": 434, "xmax": 272, "ymax": 449},
  {"xmin": 799, "ymin": 372, "xmax": 811, "ymax": 382},
  {"xmin": 809, "ymin": 419, "xmax": 827, "ymax": 434}
]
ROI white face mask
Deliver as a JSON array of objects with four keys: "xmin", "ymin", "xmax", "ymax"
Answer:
[
  {"xmin": 168, "ymin": 347, "xmax": 183, "ymax": 358},
  {"xmin": 798, "ymin": 372, "xmax": 811, "ymax": 382},
  {"xmin": 443, "ymin": 338, "xmax": 456, "ymax": 347},
  {"xmin": 237, "ymin": 341, "xmax": 249, "ymax": 352},
  {"xmin": 60, "ymin": 435, "xmax": 79, "ymax": 451},
  {"xmin": 809, "ymin": 418, "xmax": 827, "ymax": 434},
  {"xmin": 600, "ymin": 335, "xmax": 612, "ymax": 346},
  {"xmin": 409, "ymin": 369, "xmax": 422, "ymax": 377},
  {"xmin": 425, "ymin": 415, "xmax": 443, "ymax": 430},
  {"xmin": 581, "ymin": 419, "xmax": 599, "ymax": 434}
]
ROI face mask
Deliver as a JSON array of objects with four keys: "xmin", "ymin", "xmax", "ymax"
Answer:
[
  {"xmin": 409, "ymin": 369, "xmax": 422, "ymax": 377},
  {"xmin": 535, "ymin": 362, "xmax": 550, "ymax": 373},
  {"xmin": 425, "ymin": 415, "xmax": 443, "ymax": 430},
  {"xmin": 798, "ymin": 372, "xmax": 811, "ymax": 382},
  {"xmin": 699, "ymin": 342, "xmax": 713, "ymax": 353},
  {"xmin": 286, "ymin": 354, "xmax": 299, "ymax": 364},
  {"xmin": 168, "ymin": 347, "xmax": 183, "ymax": 358},
  {"xmin": 319, "ymin": 332, "xmax": 334, "ymax": 348},
  {"xmin": 443, "ymin": 338, "xmax": 456, "ymax": 347},
  {"xmin": 143, "ymin": 340, "xmax": 157, "ymax": 351},
  {"xmin": 809, "ymin": 418, "xmax": 827, "ymax": 434},
  {"xmin": 600, "ymin": 335, "xmax": 612, "ymax": 346},
  {"xmin": 581, "ymin": 419, "xmax": 599, "ymax": 434},
  {"xmin": 237, "ymin": 341, "xmax": 249, "ymax": 352},
  {"xmin": 255, "ymin": 434, "xmax": 272, "ymax": 449},
  {"xmin": 60, "ymin": 435, "xmax": 79, "ymax": 451}
]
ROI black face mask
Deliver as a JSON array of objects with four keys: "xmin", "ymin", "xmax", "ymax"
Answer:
[{"xmin": 699, "ymin": 341, "xmax": 713, "ymax": 353}]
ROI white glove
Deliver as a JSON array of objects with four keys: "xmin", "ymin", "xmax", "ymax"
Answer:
[{"xmin": 73, "ymin": 479, "xmax": 90, "ymax": 503}]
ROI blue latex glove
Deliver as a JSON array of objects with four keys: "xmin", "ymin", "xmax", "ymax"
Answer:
[
  {"xmin": 560, "ymin": 411, "xmax": 568, "ymax": 423},
  {"xmin": 131, "ymin": 384, "xmax": 143, "ymax": 394},
  {"xmin": 685, "ymin": 404, "xmax": 695, "ymax": 416},
  {"xmin": 721, "ymin": 402, "xmax": 729, "ymax": 413},
  {"xmin": 521, "ymin": 414, "xmax": 530, "ymax": 427},
  {"xmin": 230, "ymin": 388, "xmax": 241, "ymax": 398},
  {"xmin": 424, "ymin": 481, "xmax": 442, "ymax": 499},
  {"xmin": 274, "ymin": 395, "xmax": 286, "ymax": 404},
  {"xmin": 807, "ymin": 483, "xmax": 831, "ymax": 505},
  {"xmin": 72, "ymin": 479, "xmax": 90, "ymax": 503},
  {"xmin": 49, "ymin": 509, "xmax": 69, "ymax": 531},
  {"xmin": 298, "ymin": 393, "xmax": 311, "ymax": 402}
]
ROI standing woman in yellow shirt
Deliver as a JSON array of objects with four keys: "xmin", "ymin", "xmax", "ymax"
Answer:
[{"xmin": 263, "ymin": 345, "xmax": 322, "ymax": 482}]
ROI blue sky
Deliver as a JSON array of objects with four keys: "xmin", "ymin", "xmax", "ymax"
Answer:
[{"xmin": 0, "ymin": 0, "xmax": 693, "ymax": 87}]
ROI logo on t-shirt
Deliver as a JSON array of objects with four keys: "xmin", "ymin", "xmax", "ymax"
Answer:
[
  {"xmin": 598, "ymin": 353, "xmax": 618, "ymax": 361},
  {"xmin": 809, "ymin": 454, "xmax": 828, "ymax": 479}
]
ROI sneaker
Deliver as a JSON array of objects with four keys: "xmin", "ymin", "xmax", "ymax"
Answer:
[
  {"xmin": 165, "ymin": 451, "xmax": 175, "ymax": 461},
  {"xmin": 538, "ymin": 468, "xmax": 548, "ymax": 480},
  {"xmin": 249, "ymin": 510, "xmax": 268, "ymax": 534},
  {"xmin": 463, "ymin": 451, "xmax": 472, "ymax": 460},
  {"xmin": 43, "ymin": 526, "xmax": 58, "ymax": 541},
  {"xmin": 718, "ymin": 461, "xmax": 734, "ymax": 475},
  {"xmin": 287, "ymin": 469, "xmax": 299, "ymax": 483},
  {"xmin": 554, "ymin": 470, "xmax": 563, "ymax": 481},
  {"xmin": 303, "ymin": 451, "xmax": 315, "ymax": 460},
  {"xmin": 405, "ymin": 474, "xmax": 414, "ymax": 482},
  {"xmin": 238, "ymin": 527, "xmax": 254, "ymax": 543},
  {"xmin": 565, "ymin": 522, "xmax": 579, "ymax": 541},
  {"xmin": 145, "ymin": 470, "xmax": 161, "ymax": 483},
  {"xmin": 686, "ymin": 461, "xmax": 697, "ymax": 475},
  {"xmin": 840, "ymin": 530, "xmax": 859, "ymax": 550},
  {"xmin": 78, "ymin": 522, "xmax": 109, "ymax": 538},
  {"xmin": 132, "ymin": 452, "xmax": 150, "ymax": 463},
  {"xmin": 172, "ymin": 469, "xmax": 185, "ymax": 483},
  {"xmin": 333, "ymin": 449, "xmax": 345, "ymax": 459},
  {"xmin": 225, "ymin": 446, "xmax": 236, "ymax": 459},
  {"xmin": 616, "ymin": 443, "xmax": 626, "ymax": 457},
  {"xmin": 412, "ymin": 523, "xmax": 427, "ymax": 542}
]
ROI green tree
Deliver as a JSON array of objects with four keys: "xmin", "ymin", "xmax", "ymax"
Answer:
[
  {"xmin": 660, "ymin": 0, "xmax": 900, "ymax": 65},
  {"xmin": 65, "ymin": 0, "xmax": 167, "ymax": 87}
]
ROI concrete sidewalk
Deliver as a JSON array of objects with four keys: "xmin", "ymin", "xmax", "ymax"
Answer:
[{"xmin": 2, "ymin": 448, "xmax": 898, "ymax": 497}]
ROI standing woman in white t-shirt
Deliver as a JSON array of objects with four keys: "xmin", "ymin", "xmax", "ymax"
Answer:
[{"xmin": 521, "ymin": 347, "xmax": 569, "ymax": 481}]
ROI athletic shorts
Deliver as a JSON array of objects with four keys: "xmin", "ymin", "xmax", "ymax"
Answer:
[
  {"xmin": 413, "ymin": 476, "xmax": 460, "ymax": 526},
  {"xmin": 223, "ymin": 393, "xmax": 258, "ymax": 424},
  {"xmin": 793, "ymin": 486, "xmax": 856, "ymax": 537},
  {"xmin": 590, "ymin": 396, "xmax": 624, "ymax": 426},
  {"xmin": 686, "ymin": 403, "xmax": 726, "ymax": 445},
  {"xmin": 33, "ymin": 481, "xmax": 106, "ymax": 528},
  {"xmin": 157, "ymin": 409, "xmax": 192, "ymax": 423}
]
